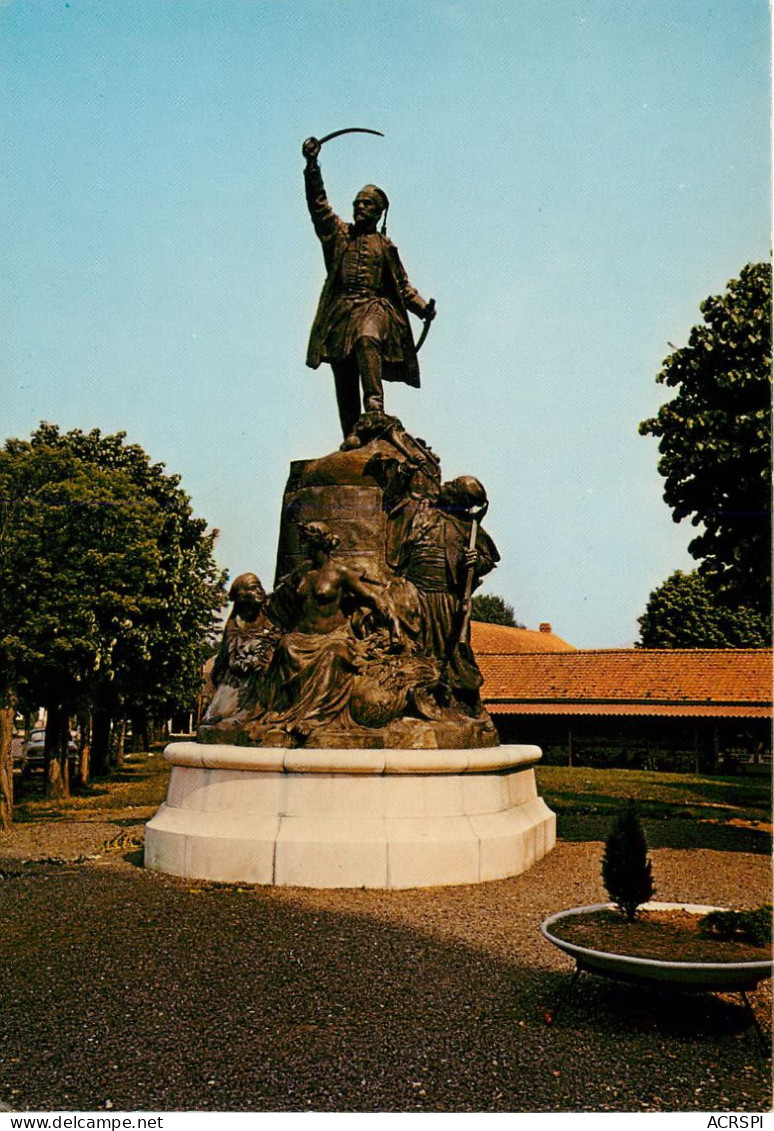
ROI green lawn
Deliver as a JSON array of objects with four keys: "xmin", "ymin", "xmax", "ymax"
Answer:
[
  {"xmin": 537, "ymin": 764, "xmax": 772, "ymax": 853},
  {"xmin": 11, "ymin": 756, "xmax": 772, "ymax": 856},
  {"xmin": 11, "ymin": 750, "xmax": 172, "ymax": 824}
]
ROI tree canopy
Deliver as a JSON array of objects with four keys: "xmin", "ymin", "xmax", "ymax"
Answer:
[
  {"xmin": 639, "ymin": 263, "xmax": 771, "ymax": 618},
  {"xmin": 470, "ymin": 593, "xmax": 523, "ymax": 628},
  {"xmin": 637, "ymin": 570, "xmax": 770, "ymax": 649},
  {"xmin": 0, "ymin": 424, "xmax": 227, "ymax": 793}
]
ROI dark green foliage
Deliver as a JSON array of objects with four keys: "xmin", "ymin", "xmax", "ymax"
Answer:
[
  {"xmin": 470, "ymin": 593, "xmax": 523, "ymax": 627},
  {"xmin": 638, "ymin": 569, "xmax": 770, "ymax": 648},
  {"xmin": 0, "ymin": 423, "xmax": 227, "ymax": 754},
  {"xmin": 698, "ymin": 905, "xmax": 772, "ymax": 948},
  {"xmin": 639, "ymin": 262, "xmax": 772, "ymax": 634},
  {"xmin": 601, "ymin": 798, "xmax": 655, "ymax": 922}
]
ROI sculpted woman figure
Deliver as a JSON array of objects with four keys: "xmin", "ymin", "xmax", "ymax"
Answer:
[
  {"xmin": 203, "ymin": 573, "xmax": 278, "ymax": 726},
  {"xmin": 257, "ymin": 521, "xmax": 401, "ymax": 739}
]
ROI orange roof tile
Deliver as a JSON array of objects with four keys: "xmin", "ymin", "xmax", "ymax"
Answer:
[
  {"xmin": 470, "ymin": 620, "xmax": 575, "ymax": 654},
  {"xmin": 480, "ymin": 649, "xmax": 773, "ymax": 719}
]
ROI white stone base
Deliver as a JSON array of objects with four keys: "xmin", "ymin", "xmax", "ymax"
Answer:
[{"xmin": 144, "ymin": 742, "xmax": 555, "ymax": 889}]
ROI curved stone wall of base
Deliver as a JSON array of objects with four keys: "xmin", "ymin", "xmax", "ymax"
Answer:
[{"xmin": 144, "ymin": 742, "xmax": 556, "ymax": 890}]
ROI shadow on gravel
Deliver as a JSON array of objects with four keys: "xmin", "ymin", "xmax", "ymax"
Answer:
[
  {"xmin": 0, "ymin": 865, "xmax": 770, "ymax": 1114},
  {"xmin": 540, "ymin": 967, "xmax": 768, "ymax": 1047}
]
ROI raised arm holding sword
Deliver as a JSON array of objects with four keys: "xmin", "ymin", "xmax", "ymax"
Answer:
[{"xmin": 302, "ymin": 129, "xmax": 436, "ymax": 446}]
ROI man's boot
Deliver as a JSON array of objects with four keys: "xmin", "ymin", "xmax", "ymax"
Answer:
[
  {"xmin": 332, "ymin": 359, "xmax": 362, "ymax": 443},
  {"xmin": 356, "ymin": 337, "xmax": 385, "ymax": 417}
]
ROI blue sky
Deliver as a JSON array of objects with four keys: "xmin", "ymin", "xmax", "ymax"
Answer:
[{"xmin": 2, "ymin": 0, "xmax": 769, "ymax": 646}]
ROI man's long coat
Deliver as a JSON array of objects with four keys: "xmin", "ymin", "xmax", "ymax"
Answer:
[{"xmin": 304, "ymin": 162, "xmax": 425, "ymax": 387}]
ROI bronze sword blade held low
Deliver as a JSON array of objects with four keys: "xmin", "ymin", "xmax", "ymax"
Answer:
[{"xmin": 415, "ymin": 297, "xmax": 436, "ymax": 353}]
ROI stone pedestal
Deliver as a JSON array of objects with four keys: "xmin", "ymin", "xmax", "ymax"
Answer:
[{"xmin": 144, "ymin": 742, "xmax": 555, "ymax": 890}]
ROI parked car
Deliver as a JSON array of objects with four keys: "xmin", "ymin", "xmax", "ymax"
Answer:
[{"xmin": 22, "ymin": 727, "xmax": 78, "ymax": 774}]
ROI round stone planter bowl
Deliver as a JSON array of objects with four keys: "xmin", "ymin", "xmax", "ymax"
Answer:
[{"xmin": 541, "ymin": 902, "xmax": 774, "ymax": 992}]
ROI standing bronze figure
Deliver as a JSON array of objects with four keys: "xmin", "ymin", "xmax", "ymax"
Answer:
[
  {"xmin": 302, "ymin": 134, "xmax": 436, "ymax": 445},
  {"xmin": 197, "ymin": 132, "xmax": 501, "ymax": 750},
  {"xmin": 386, "ymin": 476, "xmax": 499, "ymax": 717}
]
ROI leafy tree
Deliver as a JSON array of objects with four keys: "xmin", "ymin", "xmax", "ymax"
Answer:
[
  {"xmin": 638, "ymin": 570, "xmax": 770, "ymax": 649},
  {"xmin": 601, "ymin": 799, "xmax": 654, "ymax": 923},
  {"xmin": 639, "ymin": 263, "xmax": 771, "ymax": 621},
  {"xmin": 0, "ymin": 424, "xmax": 227, "ymax": 798},
  {"xmin": 470, "ymin": 593, "xmax": 523, "ymax": 628}
]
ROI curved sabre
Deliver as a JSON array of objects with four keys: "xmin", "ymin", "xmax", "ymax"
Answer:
[
  {"xmin": 308, "ymin": 127, "xmax": 436, "ymax": 352},
  {"xmin": 415, "ymin": 297, "xmax": 436, "ymax": 353},
  {"xmin": 318, "ymin": 127, "xmax": 384, "ymax": 146}
]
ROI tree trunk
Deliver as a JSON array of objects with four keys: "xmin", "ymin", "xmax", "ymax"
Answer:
[
  {"xmin": 90, "ymin": 709, "xmax": 112, "ymax": 777},
  {"xmin": 0, "ymin": 704, "xmax": 14, "ymax": 830},
  {"xmin": 78, "ymin": 740, "xmax": 91, "ymax": 789},
  {"xmin": 149, "ymin": 718, "xmax": 167, "ymax": 747},
  {"xmin": 112, "ymin": 719, "xmax": 126, "ymax": 770},
  {"xmin": 130, "ymin": 710, "xmax": 150, "ymax": 754},
  {"xmin": 75, "ymin": 708, "xmax": 91, "ymax": 789},
  {"xmin": 140, "ymin": 712, "xmax": 150, "ymax": 753},
  {"xmin": 45, "ymin": 706, "xmax": 70, "ymax": 799}
]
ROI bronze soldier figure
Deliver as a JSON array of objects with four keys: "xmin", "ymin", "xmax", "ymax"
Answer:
[
  {"xmin": 386, "ymin": 476, "xmax": 500, "ymax": 717},
  {"xmin": 302, "ymin": 136, "xmax": 436, "ymax": 445}
]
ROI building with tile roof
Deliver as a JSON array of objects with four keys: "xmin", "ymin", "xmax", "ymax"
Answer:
[
  {"xmin": 474, "ymin": 628, "xmax": 772, "ymax": 773},
  {"xmin": 470, "ymin": 620, "xmax": 575, "ymax": 655}
]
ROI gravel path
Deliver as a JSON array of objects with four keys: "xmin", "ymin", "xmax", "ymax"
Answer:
[{"xmin": 0, "ymin": 822, "xmax": 770, "ymax": 1113}]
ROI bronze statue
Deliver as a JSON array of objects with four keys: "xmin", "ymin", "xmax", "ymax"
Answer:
[
  {"xmin": 386, "ymin": 476, "xmax": 499, "ymax": 717},
  {"xmin": 197, "ymin": 134, "xmax": 503, "ymax": 748},
  {"xmin": 256, "ymin": 521, "xmax": 402, "ymax": 740},
  {"xmin": 203, "ymin": 573, "xmax": 279, "ymax": 725},
  {"xmin": 302, "ymin": 134, "xmax": 436, "ymax": 446},
  {"xmin": 201, "ymin": 449, "xmax": 500, "ymax": 746}
]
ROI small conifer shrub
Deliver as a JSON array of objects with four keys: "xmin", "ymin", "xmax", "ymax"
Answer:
[{"xmin": 601, "ymin": 798, "xmax": 655, "ymax": 922}]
